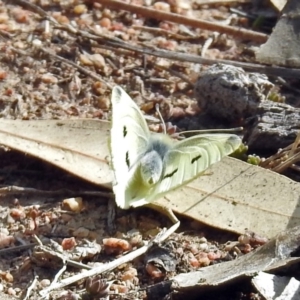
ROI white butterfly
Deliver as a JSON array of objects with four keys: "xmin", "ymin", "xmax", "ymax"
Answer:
[{"xmin": 110, "ymin": 86, "xmax": 242, "ymax": 209}]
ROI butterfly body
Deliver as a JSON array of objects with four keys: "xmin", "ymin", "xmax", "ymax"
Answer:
[
  {"xmin": 139, "ymin": 134, "xmax": 173, "ymax": 186},
  {"xmin": 110, "ymin": 86, "xmax": 242, "ymax": 209}
]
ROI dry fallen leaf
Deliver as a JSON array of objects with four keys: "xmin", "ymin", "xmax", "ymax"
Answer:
[
  {"xmin": 269, "ymin": 0, "xmax": 287, "ymax": 11},
  {"xmin": 0, "ymin": 119, "xmax": 299, "ymax": 238},
  {"xmin": 171, "ymin": 225, "xmax": 300, "ymax": 294},
  {"xmin": 0, "ymin": 119, "xmax": 113, "ymax": 188},
  {"xmin": 252, "ymin": 272, "xmax": 300, "ymax": 300},
  {"xmin": 156, "ymin": 155, "xmax": 300, "ymax": 238}
]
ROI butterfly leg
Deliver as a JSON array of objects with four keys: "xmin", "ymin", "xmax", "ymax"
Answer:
[{"xmin": 145, "ymin": 203, "xmax": 180, "ymax": 242}]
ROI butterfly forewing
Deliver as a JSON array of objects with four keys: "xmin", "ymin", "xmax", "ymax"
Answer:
[
  {"xmin": 110, "ymin": 86, "xmax": 150, "ymax": 208},
  {"xmin": 150, "ymin": 134, "xmax": 242, "ymax": 200}
]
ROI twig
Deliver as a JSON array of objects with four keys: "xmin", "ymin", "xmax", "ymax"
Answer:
[
  {"xmin": 197, "ymin": 0, "xmax": 251, "ymax": 4},
  {"xmin": 94, "ymin": 0, "xmax": 267, "ymax": 43},
  {"xmin": 120, "ymin": 44, "xmax": 300, "ymax": 78},
  {"xmin": 0, "ymin": 243, "xmax": 36, "ymax": 254},
  {"xmin": 49, "ymin": 23, "xmax": 300, "ymax": 79},
  {"xmin": 272, "ymin": 151, "xmax": 300, "ymax": 173},
  {"xmin": 201, "ymin": 32, "xmax": 218, "ymax": 57},
  {"xmin": 132, "ymin": 25, "xmax": 188, "ymax": 40},
  {"xmin": 15, "ymin": 0, "xmax": 299, "ymax": 79},
  {"xmin": 42, "ymin": 264, "xmax": 67, "ymax": 297},
  {"xmin": 14, "ymin": 7, "xmax": 294, "ymax": 80},
  {"xmin": 0, "ymin": 185, "xmax": 114, "ymax": 198},
  {"xmin": 52, "ymin": 264, "xmax": 67, "ymax": 285},
  {"xmin": 24, "ymin": 276, "xmax": 39, "ymax": 300},
  {"xmin": 260, "ymin": 136, "xmax": 300, "ymax": 173},
  {"xmin": 33, "ymin": 234, "xmax": 43, "ymax": 246},
  {"xmin": 7, "ymin": 1, "xmax": 111, "ymax": 89},
  {"xmin": 95, "ymin": 37, "xmax": 300, "ymax": 78},
  {"xmin": 201, "ymin": 14, "xmax": 236, "ymax": 57},
  {"xmin": 10, "ymin": 45, "xmax": 112, "ymax": 89},
  {"xmin": 39, "ymin": 225, "xmax": 179, "ymax": 297},
  {"xmin": 38, "ymin": 47, "xmax": 112, "ymax": 89},
  {"xmin": 145, "ymin": 78, "xmax": 174, "ymax": 84},
  {"xmin": 154, "ymin": 64, "xmax": 194, "ymax": 87},
  {"xmin": 289, "ymin": 130, "xmax": 300, "ymax": 157},
  {"xmin": 33, "ymin": 243, "xmax": 93, "ymax": 270}
]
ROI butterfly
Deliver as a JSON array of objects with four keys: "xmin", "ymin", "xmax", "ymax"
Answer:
[{"xmin": 109, "ymin": 86, "xmax": 242, "ymax": 209}]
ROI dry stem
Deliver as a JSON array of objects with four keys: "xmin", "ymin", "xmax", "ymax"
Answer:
[{"xmin": 94, "ymin": 0, "xmax": 268, "ymax": 43}]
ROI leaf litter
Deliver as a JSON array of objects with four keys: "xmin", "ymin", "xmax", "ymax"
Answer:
[{"xmin": 0, "ymin": 0, "xmax": 299, "ymax": 299}]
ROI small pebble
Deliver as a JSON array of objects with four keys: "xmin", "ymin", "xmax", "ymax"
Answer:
[
  {"xmin": 41, "ymin": 73, "xmax": 58, "ymax": 84},
  {"xmin": 40, "ymin": 279, "xmax": 51, "ymax": 288},
  {"xmin": 73, "ymin": 4, "xmax": 87, "ymax": 15},
  {"xmin": 62, "ymin": 197, "xmax": 83, "ymax": 213},
  {"xmin": 153, "ymin": 2, "xmax": 171, "ymax": 12},
  {"xmin": 7, "ymin": 287, "xmax": 16, "ymax": 296}
]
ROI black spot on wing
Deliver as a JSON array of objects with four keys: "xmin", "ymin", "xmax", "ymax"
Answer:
[
  {"xmin": 191, "ymin": 154, "xmax": 201, "ymax": 164},
  {"xmin": 123, "ymin": 126, "xmax": 127, "ymax": 137},
  {"xmin": 162, "ymin": 168, "xmax": 178, "ymax": 180},
  {"xmin": 126, "ymin": 151, "xmax": 130, "ymax": 168}
]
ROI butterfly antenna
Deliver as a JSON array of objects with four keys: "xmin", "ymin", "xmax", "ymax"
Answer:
[{"xmin": 155, "ymin": 103, "xmax": 166, "ymax": 134}]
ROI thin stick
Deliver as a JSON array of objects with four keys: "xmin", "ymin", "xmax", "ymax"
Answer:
[
  {"xmin": 179, "ymin": 127, "xmax": 244, "ymax": 135},
  {"xmin": 154, "ymin": 64, "xmax": 194, "ymax": 87},
  {"xmin": 15, "ymin": 0, "xmax": 300, "ymax": 78},
  {"xmin": 289, "ymin": 131, "xmax": 300, "ymax": 157},
  {"xmin": 198, "ymin": 0, "xmax": 251, "ymax": 4},
  {"xmin": 132, "ymin": 25, "xmax": 188, "ymax": 40},
  {"xmin": 94, "ymin": 0, "xmax": 267, "ymax": 43},
  {"xmin": 46, "ymin": 264, "xmax": 67, "ymax": 295},
  {"xmin": 273, "ymin": 152, "xmax": 300, "ymax": 173},
  {"xmin": 87, "ymin": 34, "xmax": 300, "ymax": 79},
  {"xmin": 0, "ymin": 243, "xmax": 36, "ymax": 254},
  {"xmin": 0, "ymin": 185, "xmax": 114, "ymax": 198},
  {"xmin": 39, "ymin": 227, "xmax": 178, "ymax": 297},
  {"xmin": 39, "ymin": 48, "xmax": 112, "ymax": 89},
  {"xmin": 24, "ymin": 276, "xmax": 39, "ymax": 300}
]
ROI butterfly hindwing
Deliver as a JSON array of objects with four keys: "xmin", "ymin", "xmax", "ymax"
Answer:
[{"xmin": 110, "ymin": 86, "xmax": 150, "ymax": 208}]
